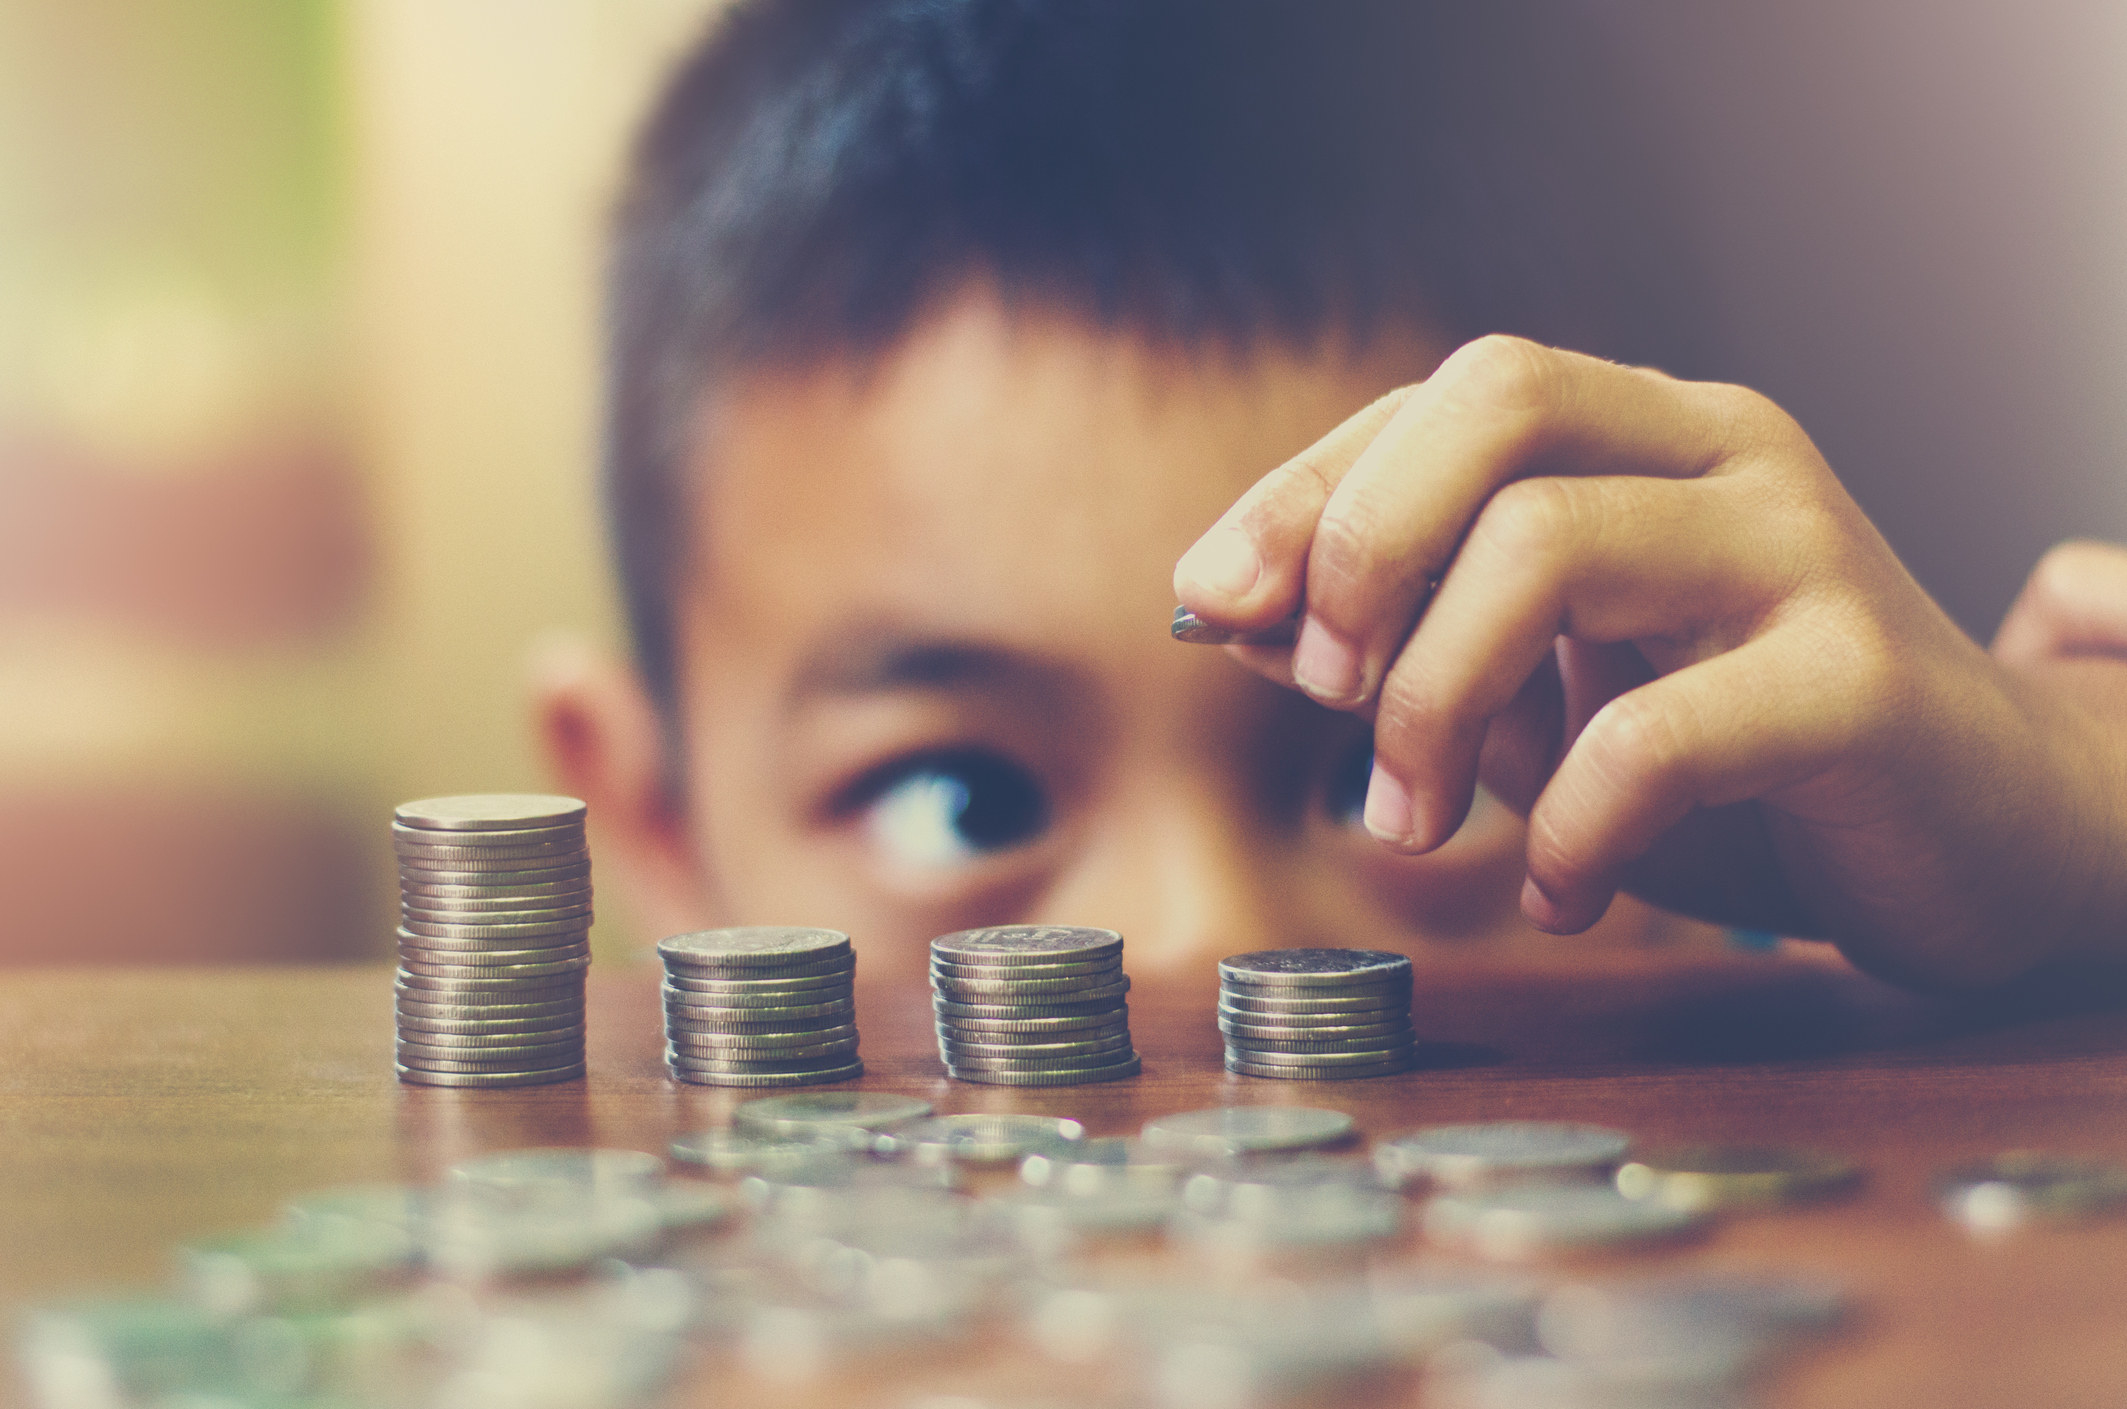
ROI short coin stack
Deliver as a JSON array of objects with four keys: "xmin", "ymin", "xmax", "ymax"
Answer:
[
  {"xmin": 661, "ymin": 927, "xmax": 862, "ymax": 1087},
  {"xmin": 931, "ymin": 925, "xmax": 1140, "ymax": 1086},
  {"xmin": 393, "ymin": 795, "xmax": 591, "ymax": 1087},
  {"xmin": 1217, "ymin": 947, "xmax": 1418, "ymax": 1079}
]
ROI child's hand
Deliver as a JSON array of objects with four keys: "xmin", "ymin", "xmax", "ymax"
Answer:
[{"xmin": 1174, "ymin": 336, "xmax": 2127, "ymax": 988}]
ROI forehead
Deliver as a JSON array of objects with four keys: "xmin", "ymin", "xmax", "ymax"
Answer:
[{"xmin": 687, "ymin": 286, "xmax": 1438, "ymax": 658}]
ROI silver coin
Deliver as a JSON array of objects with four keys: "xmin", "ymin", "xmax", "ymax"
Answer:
[
  {"xmin": 934, "ymin": 995, "xmax": 1129, "ymax": 1020},
  {"xmin": 669, "ymin": 1127, "xmax": 864, "ymax": 1171},
  {"xmin": 395, "ymin": 999, "xmax": 582, "ymax": 1024},
  {"xmin": 1218, "ymin": 975, "xmax": 1414, "ymax": 1000},
  {"xmin": 395, "ymin": 1022, "xmax": 585, "ymax": 1047},
  {"xmin": 391, "ymin": 821, "xmax": 582, "ymax": 842},
  {"xmin": 943, "ymin": 1038, "xmax": 1138, "ymax": 1068},
  {"xmin": 396, "ymin": 859, "xmax": 591, "ymax": 884},
  {"xmin": 397, "ymin": 1062, "xmax": 584, "ymax": 1087},
  {"xmin": 735, "ymin": 1092, "xmax": 934, "ymax": 1136},
  {"xmin": 948, "ymin": 1055, "xmax": 1142, "ymax": 1080},
  {"xmin": 400, "ymin": 955, "xmax": 591, "ymax": 980},
  {"xmin": 939, "ymin": 1010, "xmax": 1134, "ymax": 1035},
  {"xmin": 670, "ymin": 1061, "xmax": 865, "ymax": 1088},
  {"xmin": 665, "ymin": 1049, "xmax": 865, "ymax": 1075},
  {"xmin": 665, "ymin": 1016, "xmax": 855, "ymax": 1040},
  {"xmin": 1020, "ymin": 1137, "xmax": 1185, "ymax": 1191},
  {"xmin": 398, "ymin": 913, "xmax": 592, "ymax": 940},
  {"xmin": 660, "ymin": 983, "xmax": 853, "ymax": 1010},
  {"xmin": 400, "ymin": 904, "xmax": 593, "ymax": 928},
  {"xmin": 396, "ymin": 930, "xmax": 590, "ymax": 956},
  {"xmin": 396, "ymin": 1048, "xmax": 584, "ymax": 1073},
  {"xmin": 657, "ymin": 926, "xmax": 852, "ymax": 969},
  {"xmin": 1225, "ymin": 1056, "xmax": 1416, "ymax": 1080},
  {"xmin": 665, "ymin": 1022, "xmax": 859, "ymax": 1049},
  {"xmin": 1222, "ymin": 1042, "xmax": 1413, "ymax": 1066},
  {"xmin": 1375, "ymin": 1123, "xmax": 1632, "ymax": 1190},
  {"xmin": 397, "ymin": 1032, "xmax": 583, "ymax": 1059},
  {"xmin": 948, "ymin": 1055, "xmax": 1141, "ymax": 1087},
  {"xmin": 930, "ymin": 925, "xmax": 1125, "ymax": 966},
  {"xmin": 1171, "ymin": 604, "xmax": 1301, "ymax": 646},
  {"xmin": 393, "ymin": 841, "xmax": 588, "ymax": 866},
  {"xmin": 667, "ymin": 962, "xmax": 859, "ymax": 991},
  {"xmin": 397, "ymin": 945, "xmax": 591, "ymax": 966},
  {"xmin": 1218, "ymin": 991, "xmax": 1409, "ymax": 1016},
  {"xmin": 931, "ymin": 954, "xmax": 1123, "ymax": 979},
  {"xmin": 1217, "ymin": 1017, "xmax": 1415, "ymax": 1044},
  {"xmin": 1141, "ymin": 1106, "xmax": 1355, "ymax": 1155},
  {"xmin": 1936, "ymin": 1152, "xmax": 2127, "ymax": 1232},
  {"xmin": 932, "ymin": 972, "xmax": 1129, "ymax": 1000},
  {"xmin": 1425, "ymin": 1184, "xmax": 1708, "ymax": 1259},
  {"xmin": 392, "ymin": 822, "xmax": 582, "ymax": 849},
  {"xmin": 401, "ymin": 877, "xmax": 594, "ymax": 900},
  {"xmin": 395, "ymin": 970, "xmax": 583, "ymax": 996},
  {"xmin": 658, "ymin": 968, "xmax": 853, "ymax": 997},
  {"xmin": 395, "ymin": 1019, "xmax": 586, "ymax": 1044},
  {"xmin": 394, "ymin": 794, "xmax": 587, "ymax": 831},
  {"xmin": 875, "ymin": 1114, "xmax": 1086, "ymax": 1163},
  {"xmin": 938, "ymin": 1033, "xmax": 1133, "ymax": 1061},
  {"xmin": 1224, "ymin": 1036, "xmax": 1417, "ymax": 1058},
  {"xmin": 667, "ymin": 1034, "xmax": 860, "ymax": 1062},
  {"xmin": 665, "ymin": 995, "xmax": 854, "ymax": 1023},
  {"xmin": 1218, "ymin": 948, "xmax": 1413, "ymax": 987}
]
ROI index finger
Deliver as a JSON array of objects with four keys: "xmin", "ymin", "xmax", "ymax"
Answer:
[{"xmin": 1171, "ymin": 384, "xmax": 1415, "ymax": 629}]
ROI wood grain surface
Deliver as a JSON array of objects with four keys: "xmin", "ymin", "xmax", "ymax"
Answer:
[{"xmin": 5, "ymin": 951, "xmax": 2127, "ymax": 1407}]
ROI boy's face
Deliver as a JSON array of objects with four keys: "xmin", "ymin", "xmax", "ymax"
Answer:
[{"xmin": 549, "ymin": 284, "xmax": 1674, "ymax": 976}]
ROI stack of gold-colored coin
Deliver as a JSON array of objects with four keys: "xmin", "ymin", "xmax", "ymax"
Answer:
[
  {"xmin": 660, "ymin": 927, "xmax": 862, "ymax": 1087},
  {"xmin": 392, "ymin": 795, "xmax": 590, "ymax": 1087}
]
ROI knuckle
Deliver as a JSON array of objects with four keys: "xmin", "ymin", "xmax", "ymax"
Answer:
[
  {"xmin": 1306, "ymin": 506, "xmax": 1382, "ymax": 598},
  {"xmin": 1470, "ymin": 477, "xmax": 1582, "ymax": 565},
  {"xmin": 2029, "ymin": 539, "xmax": 2114, "ymax": 608},
  {"xmin": 1581, "ymin": 690, "xmax": 1691, "ymax": 798},
  {"xmin": 1438, "ymin": 334, "xmax": 1559, "ymax": 421}
]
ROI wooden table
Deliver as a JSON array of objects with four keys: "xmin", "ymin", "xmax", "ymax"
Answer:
[{"xmin": 5, "ymin": 951, "xmax": 2127, "ymax": 1407}]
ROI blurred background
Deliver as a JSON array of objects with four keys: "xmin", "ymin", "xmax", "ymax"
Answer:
[{"xmin": 2, "ymin": 0, "xmax": 2124, "ymax": 965}]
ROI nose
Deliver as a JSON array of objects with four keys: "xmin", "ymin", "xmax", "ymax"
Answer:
[{"xmin": 1037, "ymin": 780, "xmax": 1297, "ymax": 981}]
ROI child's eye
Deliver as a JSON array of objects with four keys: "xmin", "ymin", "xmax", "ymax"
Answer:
[
  {"xmin": 860, "ymin": 751, "xmax": 1051, "ymax": 868},
  {"xmin": 1326, "ymin": 735, "xmax": 1375, "ymax": 829}
]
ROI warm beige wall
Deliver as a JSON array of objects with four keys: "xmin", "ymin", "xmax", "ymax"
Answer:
[{"xmin": 348, "ymin": 0, "xmax": 726, "ymax": 800}]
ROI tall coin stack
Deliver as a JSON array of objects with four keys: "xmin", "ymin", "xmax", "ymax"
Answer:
[
  {"xmin": 1218, "ymin": 948, "xmax": 1418, "ymax": 1079},
  {"xmin": 931, "ymin": 925, "xmax": 1141, "ymax": 1086},
  {"xmin": 393, "ymin": 795, "xmax": 591, "ymax": 1087},
  {"xmin": 661, "ymin": 928, "xmax": 863, "ymax": 1087}
]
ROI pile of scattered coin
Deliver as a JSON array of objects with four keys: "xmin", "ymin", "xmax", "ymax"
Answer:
[
  {"xmin": 931, "ymin": 925, "xmax": 1141, "ymax": 1085},
  {"xmin": 392, "ymin": 794, "xmax": 591, "ymax": 1087},
  {"xmin": 1217, "ymin": 947, "xmax": 1418, "ymax": 1078},
  {"xmin": 661, "ymin": 927, "xmax": 862, "ymax": 1087}
]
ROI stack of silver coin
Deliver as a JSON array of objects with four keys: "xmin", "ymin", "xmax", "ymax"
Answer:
[
  {"xmin": 661, "ymin": 927, "xmax": 862, "ymax": 1087},
  {"xmin": 392, "ymin": 795, "xmax": 591, "ymax": 1087},
  {"xmin": 931, "ymin": 925, "xmax": 1140, "ymax": 1086},
  {"xmin": 1217, "ymin": 948, "xmax": 1418, "ymax": 1079}
]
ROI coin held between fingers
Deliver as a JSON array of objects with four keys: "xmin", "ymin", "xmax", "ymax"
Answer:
[{"xmin": 1171, "ymin": 605, "xmax": 1300, "ymax": 646}]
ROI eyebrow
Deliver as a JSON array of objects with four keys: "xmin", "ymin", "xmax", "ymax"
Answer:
[{"xmin": 785, "ymin": 627, "xmax": 1083, "ymax": 705}]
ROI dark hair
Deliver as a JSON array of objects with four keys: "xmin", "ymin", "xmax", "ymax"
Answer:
[{"xmin": 607, "ymin": 0, "xmax": 1713, "ymax": 707}]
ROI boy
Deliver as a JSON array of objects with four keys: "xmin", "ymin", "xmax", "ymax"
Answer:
[{"xmin": 538, "ymin": 0, "xmax": 2127, "ymax": 989}]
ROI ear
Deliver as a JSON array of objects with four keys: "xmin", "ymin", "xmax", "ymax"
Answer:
[{"xmin": 529, "ymin": 632, "xmax": 713, "ymax": 945}]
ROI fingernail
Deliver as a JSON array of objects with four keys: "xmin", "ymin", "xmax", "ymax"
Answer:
[
  {"xmin": 1362, "ymin": 763, "xmax": 1415, "ymax": 846},
  {"xmin": 1292, "ymin": 618, "xmax": 1363, "ymax": 703},
  {"xmin": 1521, "ymin": 874, "xmax": 1567, "ymax": 931},
  {"xmin": 1175, "ymin": 527, "xmax": 1261, "ymax": 599}
]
